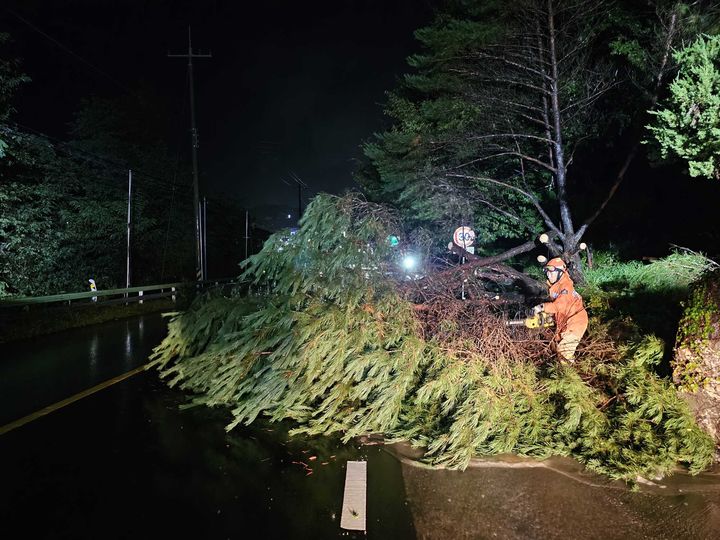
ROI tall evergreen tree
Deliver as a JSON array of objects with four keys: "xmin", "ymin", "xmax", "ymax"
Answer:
[
  {"xmin": 359, "ymin": 0, "xmax": 716, "ymax": 275},
  {"xmin": 648, "ymin": 34, "xmax": 720, "ymax": 180}
]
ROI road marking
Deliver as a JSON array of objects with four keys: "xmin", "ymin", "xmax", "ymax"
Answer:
[
  {"xmin": 0, "ymin": 365, "xmax": 147, "ymax": 436},
  {"xmin": 340, "ymin": 460, "xmax": 367, "ymax": 531}
]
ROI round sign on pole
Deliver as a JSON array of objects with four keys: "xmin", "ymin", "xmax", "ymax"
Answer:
[{"xmin": 453, "ymin": 226, "xmax": 476, "ymax": 248}]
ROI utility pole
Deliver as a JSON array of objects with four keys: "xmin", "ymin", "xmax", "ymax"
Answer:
[
  {"xmin": 244, "ymin": 210, "xmax": 249, "ymax": 260},
  {"xmin": 288, "ymin": 172, "xmax": 308, "ymax": 225},
  {"xmin": 169, "ymin": 26, "xmax": 211, "ymax": 281},
  {"xmin": 202, "ymin": 196, "xmax": 208, "ymax": 279},
  {"xmin": 126, "ymin": 169, "xmax": 132, "ymax": 289}
]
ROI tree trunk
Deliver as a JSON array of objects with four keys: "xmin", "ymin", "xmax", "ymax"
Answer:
[
  {"xmin": 444, "ymin": 240, "xmax": 546, "ymax": 296},
  {"xmin": 546, "ymin": 0, "xmax": 576, "ymax": 242}
]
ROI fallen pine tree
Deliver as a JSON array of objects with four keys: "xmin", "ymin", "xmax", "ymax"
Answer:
[{"xmin": 149, "ymin": 193, "xmax": 715, "ymax": 481}]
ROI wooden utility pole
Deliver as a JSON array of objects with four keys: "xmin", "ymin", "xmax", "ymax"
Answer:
[{"xmin": 169, "ymin": 26, "xmax": 211, "ymax": 281}]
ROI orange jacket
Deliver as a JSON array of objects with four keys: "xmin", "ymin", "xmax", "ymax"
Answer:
[{"xmin": 542, "ymin": 272, "xmax": 588, "ymax": 337}]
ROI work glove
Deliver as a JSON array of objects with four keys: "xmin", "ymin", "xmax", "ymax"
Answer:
[{"xmin": 532, "ymin": 304, "xmax": 544, "ymax": 315}]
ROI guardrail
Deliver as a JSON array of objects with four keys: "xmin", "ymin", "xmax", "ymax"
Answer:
[{"xmin": 0, "ymin": 278, "xmax": 242, "ymax": 309}]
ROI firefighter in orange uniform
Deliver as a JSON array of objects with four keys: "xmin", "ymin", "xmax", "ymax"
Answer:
[{"xmin": 533, "ymin": 257, "xmax": 588, "ymax": 361}]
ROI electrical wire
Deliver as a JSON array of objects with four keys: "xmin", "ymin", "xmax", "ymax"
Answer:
[
  {"xmin": 3, "ymin": 123, "xmax": 247, "ymax": 208},
  {"xmin": 6, "ymin": 122, "xmax": 190, "ymax": 192},
  {"xmin": 3, "ymin": 7, "xmax": 137, "ymax": 97},
  {"xmin": 161, "ymin": 65, "xmax": 189, "ymax": 279}
]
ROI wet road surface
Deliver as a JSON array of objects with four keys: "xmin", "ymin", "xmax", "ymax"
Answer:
[
  {"xmin": 0, "ymin": 315, "xmax": 414, "ymax": 539},
  {"xmin": 0, "ymin": 314, "xmax": 168, "ymax": 425},
  {"xmin": 1, "ymin": 314, "xmax": 719, "ymax": 539}
]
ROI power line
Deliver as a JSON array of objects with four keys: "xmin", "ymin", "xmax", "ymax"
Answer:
[
  {"xmin": 161, "ymin": 65, "xmax": 190, "ymax": 280},
  {"xmin": 4, "ymin": 122, "xmax": 193, "ymax": 193},
  {"xmin": 3, "ymin": 123, "xmax": 248, "ymax": 210},
  {"xmin": 284, "ymin": 170, "xmax": 312, "ymax": 222},
  {"xmin": 3, "ymin": 7, "xmax": 136, "ymax": 97}
]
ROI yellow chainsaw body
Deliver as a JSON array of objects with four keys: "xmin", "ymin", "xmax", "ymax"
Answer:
[
  {"xmin": 506, "ymin": 312, "xmax": 555, "ymax": 328},
  {"xmin": 525, "ymin": 312, "xmax": 554, "ymax": 328}
]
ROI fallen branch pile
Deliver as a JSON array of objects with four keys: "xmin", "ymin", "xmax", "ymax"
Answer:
[{"xmin": 148, "ymin": 194, "xmax": 714, "ymax": 481}]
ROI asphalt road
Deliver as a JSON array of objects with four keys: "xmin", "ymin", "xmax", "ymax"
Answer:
[{"xmin": 0, "ymin": 315, "xmax": 415, "ymax": 540}]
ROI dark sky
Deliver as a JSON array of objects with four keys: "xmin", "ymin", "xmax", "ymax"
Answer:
[{"xmin": 2, "ymin": 0, "xmax": 434, "ymax": 218}]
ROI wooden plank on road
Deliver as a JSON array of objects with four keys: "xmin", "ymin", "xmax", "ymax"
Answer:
[{"xmin": 340, "ymin": 460, "xmax": 367, "ymax": 531}]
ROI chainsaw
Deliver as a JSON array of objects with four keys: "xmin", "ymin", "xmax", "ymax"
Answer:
[{"xmin": 505, "ymin": 311, "xmax": 555, "ymax": 329}]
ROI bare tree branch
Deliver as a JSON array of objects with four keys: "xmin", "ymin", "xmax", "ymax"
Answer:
[
  {"xmin": 447, "ymin": 151, "xmax": 556, "ymax": 174},
  {"xmin": 471, "ymin": 51, "xmax": 553, "ymax": 80},
  {"xmin": 447, "ymin": 172, "xmax": 563, "ymax": 237},
  {"xmin": 468, "ymin": 133, "xmax": 556, "ymax": 145}
]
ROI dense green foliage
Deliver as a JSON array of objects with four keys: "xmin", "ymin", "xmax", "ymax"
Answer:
[
  {"xmin": 648, "ymin": 34, "xmax": 720, "ymax": 179},
  {"xmin": 674, "ymin": 270, "xmax": 720, "ymax": 391},
  {"xmin": 581, "ymin": 251, "xmax": 712, "ymax": 311},
  {"xmin": 0, "ymin": 33, "xmax": 29, "ymax": 159},
  {"xmin": 357, "ymin": 1, "xmax": 717, "ymax": 263},
  {"xmin": 0, "ymin": 114, "xmax": 195, "ymax": 296},
  {"xmin": 579, "ymin": 250, "xmax": 715, "ymax": 351},
  {"xmin": 150, "ymin": 194, "xmax": 714, "ymax": 481},
  {"xmin": 0, "ymin": 37, "xmax": 200, "ymax": 296},
  {"xmin": 1, "ymin": 130, "xmax": 93, "ymax": 295}
]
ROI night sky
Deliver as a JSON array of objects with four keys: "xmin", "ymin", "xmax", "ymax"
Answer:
[
  {"xmin": 4, "ymin": 1, "xmax": 720, "ymax": 253},
  {"xmin": 2, "ymin": 0, "xmax": 434, "ymax": 223}
]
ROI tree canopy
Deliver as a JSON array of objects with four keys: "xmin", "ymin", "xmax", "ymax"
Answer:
[
  {"xmin": 358, "ymin": 0, "xmax": 717, "ymax": 271},
  {"xmin": 0, "ymin": 32, "xmax": 29, "ymax": 159},
  {"xmin": 648, "ymin": 34, "xmax": 720, "ymax": 180},
  {"xmin": 0, "ymin": 39, "xmax": 199, "ymax": 295}
]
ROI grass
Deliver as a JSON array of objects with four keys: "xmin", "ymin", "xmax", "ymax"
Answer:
[
  {"xmin": 582, "ymin": 251, "xmax": 713, "ymax": 296},
  {"xmin": 577, "ymin": 251, "xmax": 716, "ymax": 374}
]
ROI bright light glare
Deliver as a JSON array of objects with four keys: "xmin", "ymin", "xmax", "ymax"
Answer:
[{"xmin": 402, "ymin": 255, "xmax": 417, "ymax": 271}]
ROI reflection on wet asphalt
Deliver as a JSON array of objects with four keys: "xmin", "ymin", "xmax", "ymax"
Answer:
[
  {"xmin": 0, "ymin": 314, "xmax": 167, "ymax": 425},
  {"xmin": 1, "ymin": 315, "xmax": 719, "ymax": 539},
  {"xmin": 0, "ymin": 315, "xmax": 415, "ymax": 539},
  {"xmin": 0, "ymin": 373, "xmax": 415, "ymax": 539}
]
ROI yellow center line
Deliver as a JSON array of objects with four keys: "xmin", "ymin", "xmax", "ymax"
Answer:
[{"xmin": 0, "ymin": 365, "xmax": 148, "ymax": 436}]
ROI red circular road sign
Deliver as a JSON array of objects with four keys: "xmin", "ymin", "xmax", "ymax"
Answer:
[{"xmin": 453, "ymin": 226, "xmax": 475, "ymax": 247}]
